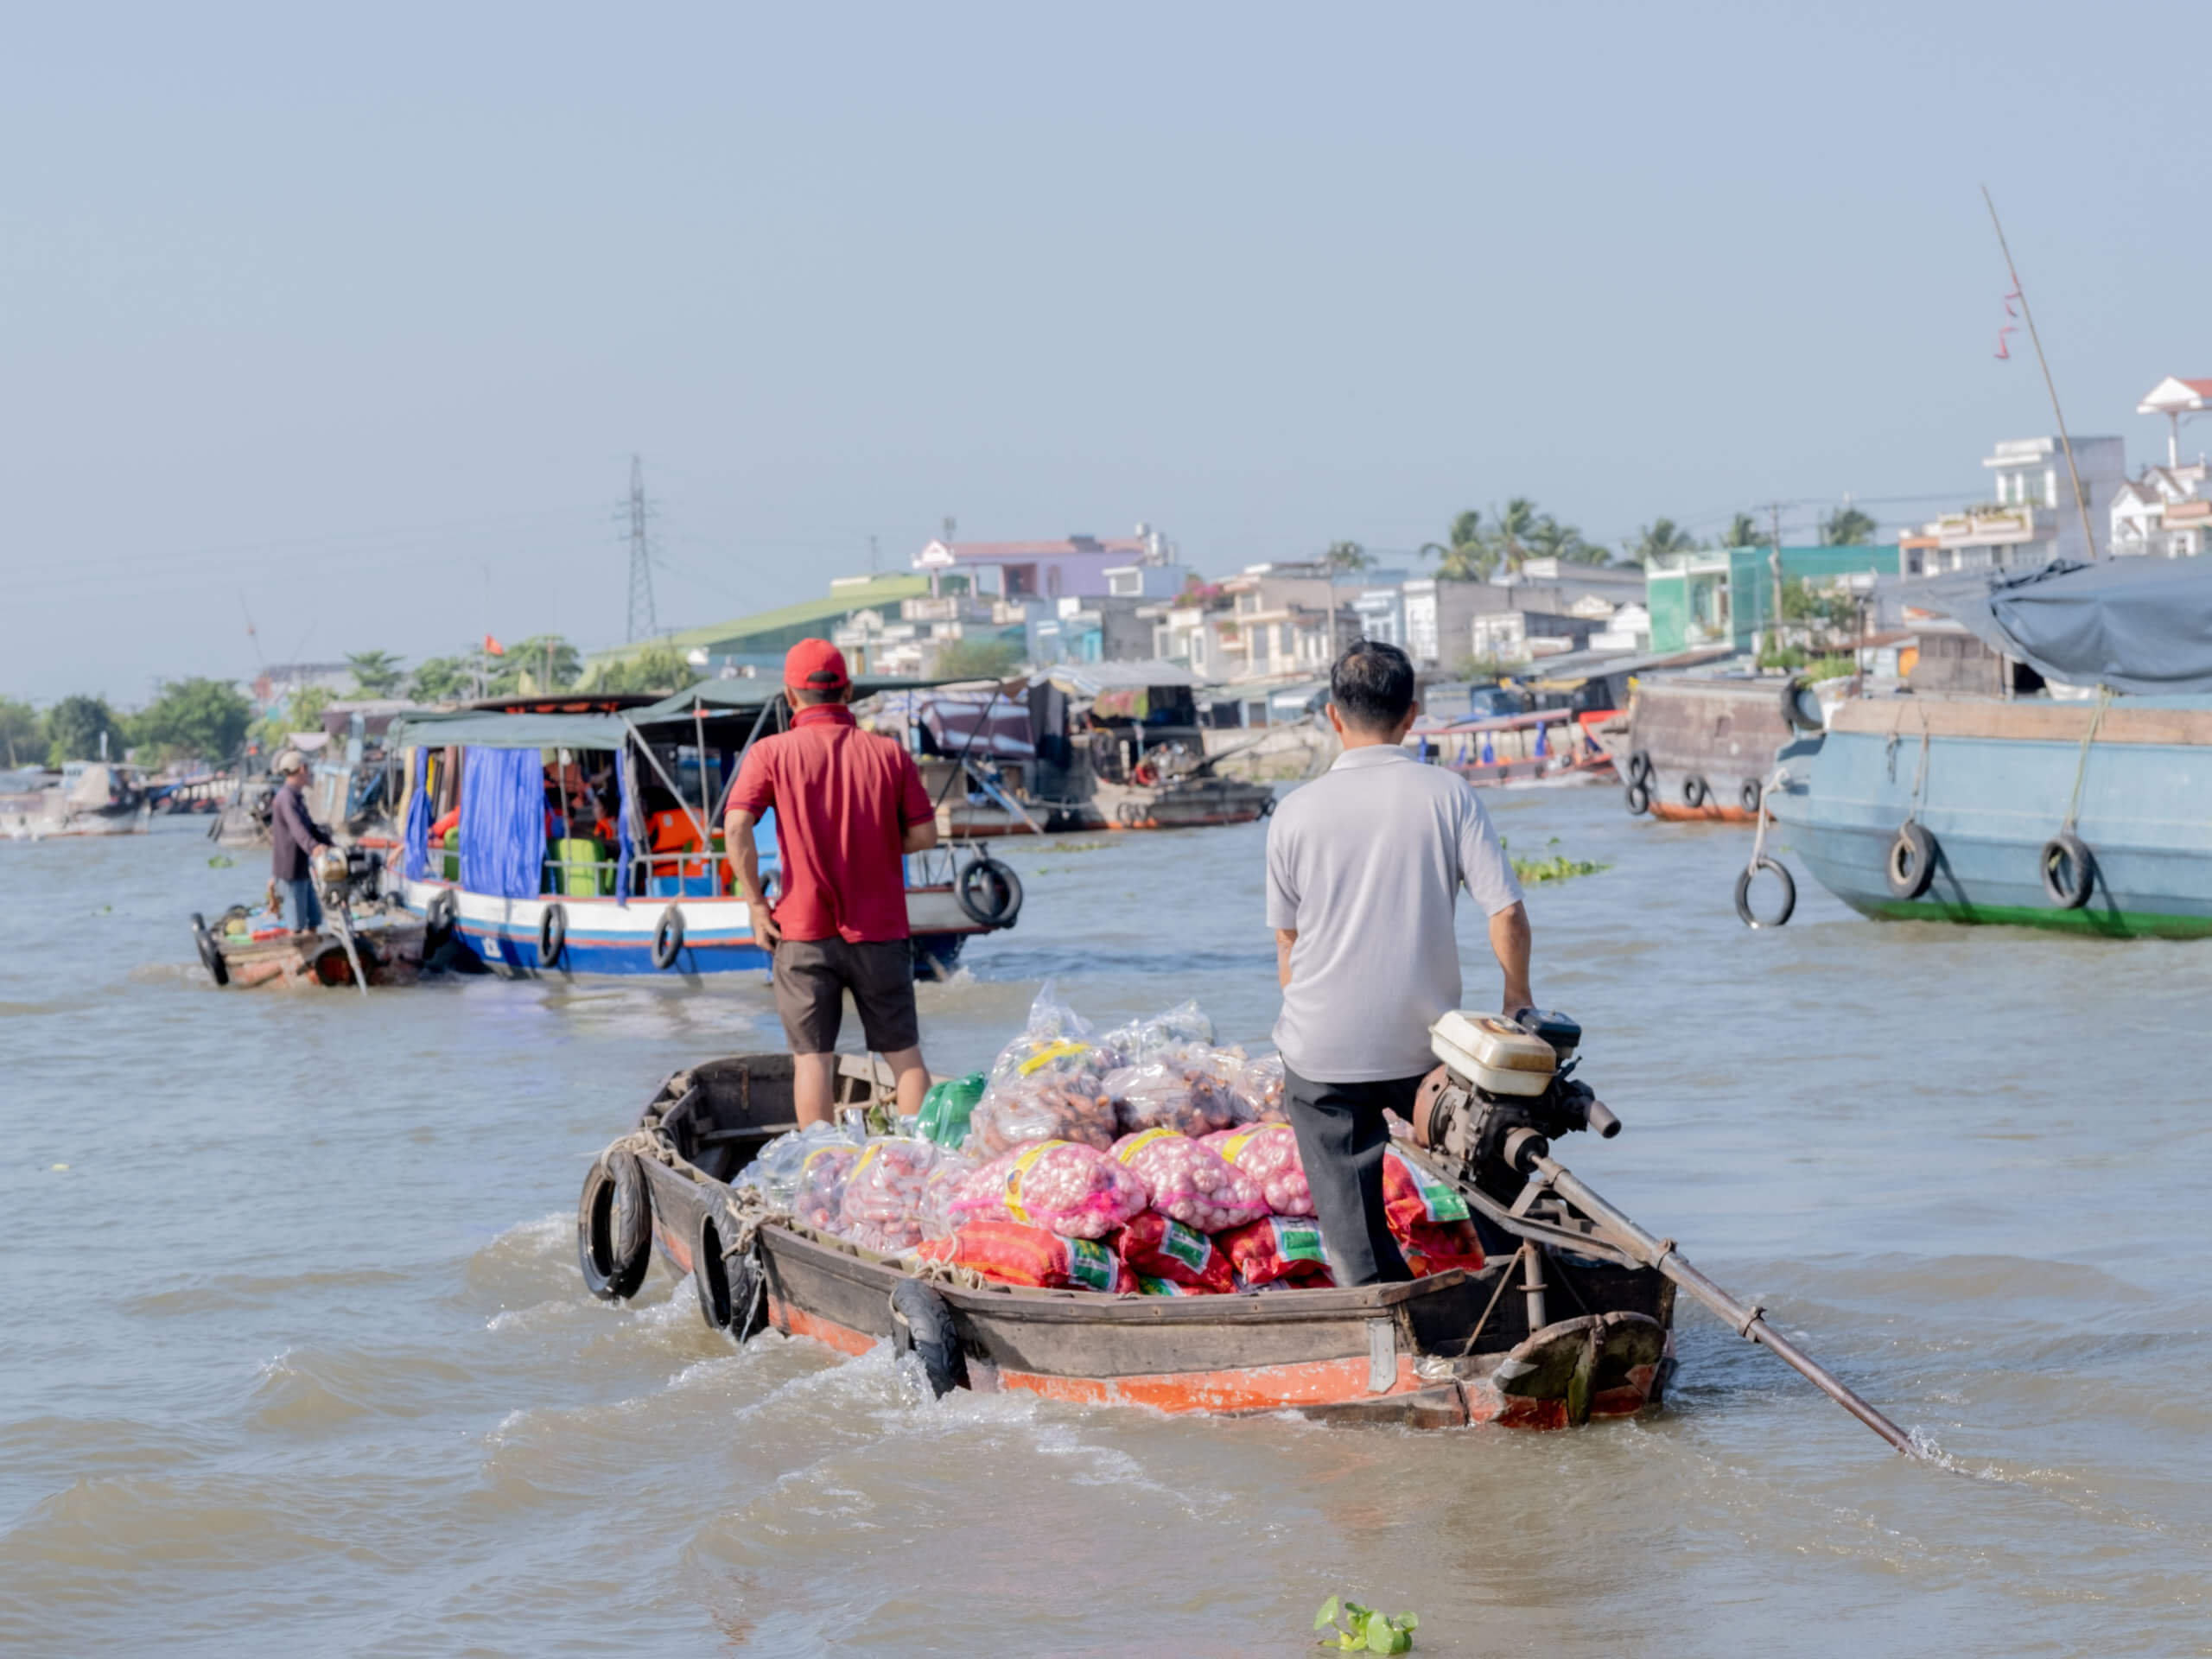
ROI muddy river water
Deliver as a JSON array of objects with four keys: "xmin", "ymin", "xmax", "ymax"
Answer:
[{"xmin": 2, "ymin": 786, "xmax": 2208, "ymax": 1655}]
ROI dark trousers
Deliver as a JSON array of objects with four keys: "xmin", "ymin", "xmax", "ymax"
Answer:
[
  {"xmin": 284, "ymin": 875, "xmax": 323, "ymax": 932},
  {"xmin": 1283, "ymin": 1064, "xmax": 1421, "ymax": 1287}
]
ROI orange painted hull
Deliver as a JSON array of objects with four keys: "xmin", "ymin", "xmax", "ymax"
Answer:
[{"xmin": 1647, "ymin": 802, "xmax": 1758, "ymax": 825}]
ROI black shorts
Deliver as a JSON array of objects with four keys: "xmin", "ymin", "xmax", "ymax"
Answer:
[{"xmin": 772, "ymin": 937, "xmax": 919, "ymax": 1054}]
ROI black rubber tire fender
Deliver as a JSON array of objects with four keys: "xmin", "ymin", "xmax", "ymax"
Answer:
[
  {"xmin": 1780, "ymin": 674, "xmax": 1825, "ymax": 733},
  {"xmin": 692, "ymin": 1210, "xmax": 730, "ymax": 1329},
  {"xmin": 652, "ymin": 906, "xmax": 685, "ymax": 970},
  {"xmin": 1734, "ymin": 856, "xmax": 1797, "ymax": 928},
  {"xmin": 1885, "ymin": 821, "xmax": 1937, "ymax": 899},
  {"xmin": 2041, "ymin": 831, "xmax": 2095, "ymax": 909},
  {"xmin": 954, "ymin": 856, "xmax": 1024, "ymax": 929},
  {"xmin": 537, "ymin": 901, "xmax": 567, "ymax": 969},
  {"xmin": 1681, "ymin": 774, "xmax": 1709, "ymax": 810},
  {"xmin": 576, "ymin": 1150, "xmax": 652, "ymax": 1301},
  {"xmin": 191, "ymin": 912, "xmax": 230, "ymax": 987},
  {"xmin": 1627, "ymin": 749, "xmax": 1654, "ymax": 785},
  {"xmin": 890, "ymin": 1277, "xmax": 969, "ymax": 1398},
  {"xmin": 693, "ymin": 1211, "xmax": 771, "ymax": 1341},
  {"xmin": 1115, "ymin": 799, "xmax": 1141, "ymax": 828},
  {"xmin": 1624, "ymin": 779, "xmax": 1650, "ymax": 817},
  {"xmin": 1740, "ymin": 778, "xmax": 1763, "ymax": 815},
  {"xmin": 424, "ymin": 888, "xmax": 459, "ymax": 944}
]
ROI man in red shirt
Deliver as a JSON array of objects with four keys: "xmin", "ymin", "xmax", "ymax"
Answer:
[{"xmin": 725, "ymin": 640, "xmax": 940, "ymax": 1125}]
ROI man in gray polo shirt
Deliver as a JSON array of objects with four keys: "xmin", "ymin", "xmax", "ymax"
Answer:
[{"xmin": 1266, "ymin": 640, "xmax": 1531, "ymax": 1285}]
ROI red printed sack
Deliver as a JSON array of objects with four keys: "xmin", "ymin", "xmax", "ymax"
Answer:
[
  {"xmin": 915, "ymin": 1220, "xmax": 1134, "ymax": 1293},
  {"xmin": 1382, "ymin": 1147, "xmax": 1485, "ymax": 1275},
  {"xmin": 1114, "ymin": 1211, "xmax": 1234, "ymax": 1294},
  {"xmin": 1219, "ymin": 1215, "xmax": 1336, "ymax": 1287}
]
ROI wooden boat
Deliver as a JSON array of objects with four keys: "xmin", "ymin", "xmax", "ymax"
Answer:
[
  {"xmin": 1, "ymin": 762, "xmax": 151, "ymax": 840},
  {"xmin": 1613, "ymin": 674, "xmax": 1822, "ymax": 823},
  {"xmin": 884, "ymin": 670, "xmax": 1276, "ymax": 839},
  {"xmin": 191, "ymin": 848, "xmax": 435, "ymax": 989},
  {"xmin": 192, "ymin": 906, "xmax": 429, "ymax": 989},
  {"xmin": 1412, "ymin": 709, "xmax": 1620, "ymax": 791},
  {"xmin": 579, "ymin": 1019, "xmax": 1681, "ymax": 1431}
]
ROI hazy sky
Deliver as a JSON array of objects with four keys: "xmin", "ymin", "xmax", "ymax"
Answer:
[{"xmin": 5, "ymin": 2, "xmax": 2203, "ymax": 704}]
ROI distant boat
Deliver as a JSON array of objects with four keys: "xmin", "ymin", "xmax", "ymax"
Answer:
[
  {"xmin": 0, "ymin": 762, "xmax": 150, "ymax": 840},
  {"xmin": 1764, "ymin": 558, "xmax": 2212, "ymax": 937},
  {"xmin": 1613, "ymin": 673, "xmax": 1823, "ymax": 823}
]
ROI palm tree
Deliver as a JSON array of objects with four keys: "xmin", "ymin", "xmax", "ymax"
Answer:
[
  {"xmin": 1821, "ymin": 503, "xmax": 1878, "ymax": 545},
  {"xmin": 1320, "ymin": 539, "xmax": 1375, "ymax": 578},
  {"xmin": 1719, "ymin": 512, "xmax": 1762, "ymax": 549},
  {"xmin": 1529, "ymin": 513, "xmax": 1611, "ymax": 565},
  {"xmin": 1419, "ymin": 511, "xmax": 1493, "ymax": 582},
  {"xmin": 1624, "ymin": 518, "xmax": 1702, "ymax": 568},
  {"xmin": 346, "ymin": 649, "xmax": 407, "ymax": 698},
  {"xmin": 1484, "ymin": 498, "xmax": 1541, "ymax": 575}
]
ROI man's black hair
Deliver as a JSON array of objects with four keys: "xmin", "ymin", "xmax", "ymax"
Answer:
[
  {"xmin": 1330, "ymin": 639, "xmax": 1416, "ymax": 732},
  {"xmin": 791, "ymin": 683, "xmax": 849, "ymax": 708}
]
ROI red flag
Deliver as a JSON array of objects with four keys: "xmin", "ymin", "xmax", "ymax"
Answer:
[{"xmin": 484, "ymin": 634, "xmax": 505, "ymax": 656}]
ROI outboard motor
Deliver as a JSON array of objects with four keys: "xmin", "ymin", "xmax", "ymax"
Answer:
[
  {"xmin": 311, "ymin": 844, "xmax": 385, "ymax": 912},
  {"xmin": 1411, "ymin": 1008, "xmax": 1620, "ymax": 1206}
]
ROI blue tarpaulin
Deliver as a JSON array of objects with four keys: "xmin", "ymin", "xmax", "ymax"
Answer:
[
  {"xmin": 403, "ymin": 748, "xmax": 432, "ymax": 881},
  {"xmin": 1920, "ymin": 557, "xmax": 2212, "ymax": 694},
  {"xmin": 614, "ymin": 747, "xmax": 635, "ymax": 905},
  {"xmin": 459, "ymin": 747, "xmax": 546, "ymax": 900}
]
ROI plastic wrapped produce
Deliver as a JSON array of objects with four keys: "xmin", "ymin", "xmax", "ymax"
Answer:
[
  {"xmin": 735, "ymin": 1121, "xmax": 858, "ymax": 1208},
  {"xmin": 917, "ymin": 1148, "xmax": 980, "ymax": 1242},
  {"xmin": 1200, "ymin": 1124, "xmax": 1313, "ymax": 1217},
  {"xmin": 1097, "ymin": 998, "xmax": 1217, "ymax": 1069},
  {"xmin": 1104, "ymin": 1055, "xmax": 1239, "ymax": 1138},
  {"xmin": 1220, "ymin": 1214, "xmax": 1336, "ymax": 1287},
  {"xmin": 985, "ymin": 982, "xmax": 1100, "ymax": 1086},
  {"xmin": 792, "ymin": 1142, "xmax": 862, "ymax": 1233},
  {"xmin": 967, "ymin": 1077, "xmax": 1117, "ymax": 1155},
  {"xmin": 836, "ymin": 1136, "xmax": 940, "ymax": 1254},
  {"xmin": 1228, "ymin": 1053, "xmax": 1289, "ymax": 1125},
  {"xmin": 950, "ymin": 1140, "xmax": 1149, "ymax": 1240},
  {"xmin": 915, "ymin": 1221, "xmax": 1133, "ymax": 1293},
  {"xmin": 1109, "ymin": 1128, "xmax": 1267, "ymax": 1232},
  {"xmin": 1114, "ymin": 1211, "xmax": 1233, "ymax": 1294}
]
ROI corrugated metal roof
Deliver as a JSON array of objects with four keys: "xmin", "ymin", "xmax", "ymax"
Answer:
[{"xmin": 1046, "ymin": 660, "xmax": 1204, "ymax": 695}]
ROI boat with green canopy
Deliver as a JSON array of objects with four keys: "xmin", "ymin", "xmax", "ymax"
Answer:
[{"xmin": 384, "ymin": 678, "xmax": 1024, "ymax": 977}]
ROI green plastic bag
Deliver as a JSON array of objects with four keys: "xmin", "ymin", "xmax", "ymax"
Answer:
[{"xmin": 918, "ymin": 1072, "xmax": 986, "ymax": 1149}]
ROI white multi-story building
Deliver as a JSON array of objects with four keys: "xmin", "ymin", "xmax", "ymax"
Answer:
[
  {"xmin": 1899, "ymin": 435, "xmax": 2126, "ymax": 576},
  {"xmin": 2108, "ymin": 378, "xmax": 2212, "ymax": 558}
]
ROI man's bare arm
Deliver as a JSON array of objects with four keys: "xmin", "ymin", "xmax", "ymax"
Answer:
[
  {"xmin": 1275, "ymin": 927, "xmax": 1297, "ymax": 988},
  {"xmin": 1490, "ymin": 901, "xmax": 1532, "ymax": 1013},
  {"xmin": 725, "ymin": 806, "xmax": 780, "ymax": 944},
  {"xmin": 902, "ymin": 817, "xmax": 939, "ymax": 854}
]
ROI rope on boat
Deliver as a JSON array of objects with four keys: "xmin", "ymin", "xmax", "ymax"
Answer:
[
  {"xmin": 912, "ymin": 1258, "xmax": 996, "ymax": 1293},
  {"xmin": 592, "ymin": 1122, "xmax": 798, "ymax": 1265},
  {"xmin": 2059, "ymin": 685, "xmax": 2113, "ymax": 838}
]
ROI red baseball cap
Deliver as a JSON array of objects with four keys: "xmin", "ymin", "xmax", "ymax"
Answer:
[{"xmin": 784, "ymin": 639, "xmax": 851, "ymax": 692}]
